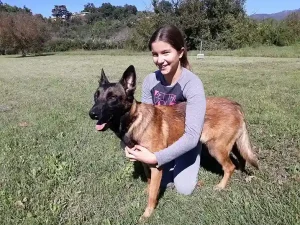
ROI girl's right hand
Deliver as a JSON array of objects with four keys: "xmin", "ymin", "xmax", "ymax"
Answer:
[{"xmin": 125, "ymin": 146, "xmax": 137, "ymax": 162}]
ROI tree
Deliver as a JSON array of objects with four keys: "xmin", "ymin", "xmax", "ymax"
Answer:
[
  {"xmin": 124, "ymin": 4, "xmax": 137, "ymax": 15},
  {"xmin": 284, "ymin": 12, "xmax": 300, "ymax": 42},
  {"xmin": 112, "ymin": 6, "xmax": 125, "ymax": 20},
  {"xmin": 202, "ymin": 0, "xmax": 246, "ymax": 39},
  {"xmin": 51, "ymin": 5, "xmax": 72, "ymax": 20},
  {"xmin": 83, "ymin": 3, "xmax": 97, "ymax": 13},
  {"xmin": 170, "ymin": 0, "xmax": 183, "ymax": 15},
  {"xmin": 85, "ymin": 12, "xmax": 104, "ymax": 24},
  {"xmin": 171, "ymin": 0, "xmax": 248, "ymax": 49},
  {"xmin": 22, "ymin": 6, "xmax": 31, "ymax": 13},
  {"xmin": 152, "ymin": 0, "xmax": 160, "ymax": 14},
  {"xmin": 0, "ymin": 2, "xmax": 31, "ymax": 13},
  {"xmin": 99, "ymin": 3, "xmax": 116, "ymax": 18},
  {"xmin": 0, "ymin": 12, "xmax": 50, "ymax": 56},
  {"xmin": 158, "ymin": 0, "xmax": 173, "ymax": 13},
  {"xmin": 152, "ymin": 0, "xmax": 174, "ymax": 14}
]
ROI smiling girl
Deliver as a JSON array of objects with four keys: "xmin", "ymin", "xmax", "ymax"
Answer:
[{"xmin": 125, "ymin": 25, "xmax": 206, "ymax": 195}]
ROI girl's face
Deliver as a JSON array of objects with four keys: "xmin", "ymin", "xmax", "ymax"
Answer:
[{"xmin": 151, "ymin": 41, "xmax": 184, "ymax": 77}]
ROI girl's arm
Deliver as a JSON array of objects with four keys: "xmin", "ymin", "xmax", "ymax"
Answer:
[
  {"xmin": 154, "ymin": 77, "xmax": 206, "ymax": 167},
  {"xmin": 141, "ymin": 75, "xmax": 154, "ymax": 104}
]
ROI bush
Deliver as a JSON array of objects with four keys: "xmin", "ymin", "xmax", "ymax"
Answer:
[
  {"xmin": 82, "ymin": 39, "xmax": 122, "ymax": 50},
  {"xmin": 43, "ymin": 38, "xmax": 124, "ymax": 52},
  {"xmin": 44, "ymin": 39, "xmax": 84, "ymax": 52}
]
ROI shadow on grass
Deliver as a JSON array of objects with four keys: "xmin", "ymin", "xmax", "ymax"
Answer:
[
  {"xmin": 200, "ymin": 143, "xmax": 252, "ymax": 175},
  {"xmin": 12, "ymin": 53, "xmax": 55, "ymax": 58},
  {"xmin": 131, "ymin": 144, "xmax": 248, "ymax": 182},
  {"xmin": 131, "ymin": 143, "xmax": 251, "ymax": 200},
  {"xmin": 132, "ymin": 161, "xmax": 148, "ymax": 182}
]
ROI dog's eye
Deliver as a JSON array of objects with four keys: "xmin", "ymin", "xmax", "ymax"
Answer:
[
  {"xmin": 109, "ymin": 95, "xmax": 117, "ymax": 101},
  {"xmin": 94, "ymin": 91, "xmax": 100, "ymax": 101}
]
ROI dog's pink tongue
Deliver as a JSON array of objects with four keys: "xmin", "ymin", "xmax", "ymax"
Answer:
[{"xmin": 96, "ymin": 123, "xmax": 106, "ymax": 131}]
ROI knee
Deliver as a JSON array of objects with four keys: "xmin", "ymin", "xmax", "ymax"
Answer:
[{"xmin": 174, "ymin": 180, "xmax": 197, "ymax": 195}]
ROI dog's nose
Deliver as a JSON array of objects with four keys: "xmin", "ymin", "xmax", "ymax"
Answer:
[{"xmin": 89, "ymin": 111, "xmax": 98, "ymax": 120}]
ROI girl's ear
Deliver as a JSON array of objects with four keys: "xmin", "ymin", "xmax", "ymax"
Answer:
[{"xmin": 178, "ymin": 47, "xmax": 185, "ymax": 59}]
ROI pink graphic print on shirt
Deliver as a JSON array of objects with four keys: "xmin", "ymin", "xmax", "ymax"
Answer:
[{"xmin": 154, "ymin": 90, "xmax": 176, "ymax": 105}]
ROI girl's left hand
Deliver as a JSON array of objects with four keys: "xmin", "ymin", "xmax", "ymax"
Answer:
[{"xmin": 125, "ymin": 145, "xmax": 158, "ymax": 165}]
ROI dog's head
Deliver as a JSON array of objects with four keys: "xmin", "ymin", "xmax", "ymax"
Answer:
[{"xmin": 89, "ymin": 65, "xmax": 137, "ymax": 131}]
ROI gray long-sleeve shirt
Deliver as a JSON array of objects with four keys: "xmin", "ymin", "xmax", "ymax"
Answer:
[{"xmin": 141, "ymin": 67, "xmax": 206, "ymax": 167}]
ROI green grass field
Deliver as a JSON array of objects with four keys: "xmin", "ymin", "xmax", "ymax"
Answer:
[{"xmin": 0, "ymin": 50, "xmax": 300, "ymax": 225}]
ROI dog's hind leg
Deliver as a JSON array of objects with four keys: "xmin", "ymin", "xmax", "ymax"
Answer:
[
  {"xmin": 208, "ymin": 144, "xmax": 235, "ymax": 190},
  {"xmin": 139, "ymin": 166, "xmax": 162, "ymax": 221}
]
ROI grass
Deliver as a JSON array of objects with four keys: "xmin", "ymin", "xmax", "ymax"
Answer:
[
  {"xmin": 0, "ymin": 51, "xmax": 300, "ymax": 225},
  {"xmin": 199, "ymin": 43, "xmax": 300, "ymax": 58}
]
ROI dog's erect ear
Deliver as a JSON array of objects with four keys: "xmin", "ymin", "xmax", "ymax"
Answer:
[
  {"xmin": 99, "ymin": 68, "xmax": 109, "ymax": 86},
  {"xmin": 120, "ymin": 65, "xmax": 136, "ymax": 95}
]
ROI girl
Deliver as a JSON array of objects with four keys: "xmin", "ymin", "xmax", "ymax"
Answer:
[{"xmin": 125, "ymin": 25, "xmax": 206, "ymax": 195}]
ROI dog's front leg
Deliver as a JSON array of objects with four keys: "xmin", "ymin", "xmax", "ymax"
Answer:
[
  {"xmin": 142, "ymin": 163, "xmax": 151, "ymax": 194},
  {"xmin": 140, "ymin": 166, "xmax": 162, "ymax": 221}
]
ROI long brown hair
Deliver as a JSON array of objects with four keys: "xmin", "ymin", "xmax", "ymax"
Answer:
[{"xmin": 148, "ymin": 25, "xmax": 190, "ymax": 70}]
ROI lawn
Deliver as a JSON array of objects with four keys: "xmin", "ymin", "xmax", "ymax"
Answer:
[{"xmin": 0, "ymin": 51, "xmax": 299, "ymax": 225}]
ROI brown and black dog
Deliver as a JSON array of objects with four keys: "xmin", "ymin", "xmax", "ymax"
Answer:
[{"xmin": 89, "ymin": 65, "xmax": 258, "ymax": 220}]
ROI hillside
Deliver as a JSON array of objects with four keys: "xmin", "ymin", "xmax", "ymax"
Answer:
[{"xmin": 250, "ymin": 8, "xmax": 300, "ymax": 20}]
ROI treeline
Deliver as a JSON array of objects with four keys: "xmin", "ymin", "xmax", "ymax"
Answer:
[
  {"xmin": 0, "ymin": 0, "xmax": 299, "ymax": 56},
  {"xmin": 131, "ymin": 0, "xmax": 300, "ymax": 50}
]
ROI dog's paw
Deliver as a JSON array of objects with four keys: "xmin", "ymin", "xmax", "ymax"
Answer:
[
  {"xmin": 139, "ymin": 207, "xmax": 154, "ymax": 222},
  {"xmin": 138, "ymin": 215, "xmax": 147, "ymax": 223},
  {"xmin": 213, "ymin": 183, "xmax": 226, "ymax": 191},
  {"xmin": 197, "ymin": 180, "xmax": 204, "ymax": 188}
]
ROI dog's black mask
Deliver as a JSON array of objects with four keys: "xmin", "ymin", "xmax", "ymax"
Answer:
[{"xmin": 89, "ymin": 65, "xmax": 136, "ymax": 132}]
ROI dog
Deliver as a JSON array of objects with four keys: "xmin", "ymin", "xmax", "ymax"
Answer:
[{"xmin": 89, "ymin": 65, "xmax": 258, "ymax": 220}]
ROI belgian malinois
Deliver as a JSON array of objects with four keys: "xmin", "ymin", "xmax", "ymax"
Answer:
[{"xmin": 89, "ymin": 65, "xmax": 258, "ymax": 220}]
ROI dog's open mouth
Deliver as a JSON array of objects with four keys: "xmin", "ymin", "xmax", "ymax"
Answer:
[
  {"xmin": 95, "ymin": 122, "xmax": 107, "ymax": 131},
  {"xmin": 95, "ymin": 116, "xmax": 113, "ymax": 131}
]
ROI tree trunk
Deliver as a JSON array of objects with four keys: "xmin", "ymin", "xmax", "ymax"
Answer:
[{"xmin": 21, "ymin": 49, "xmax": 26, "ymax": 57}]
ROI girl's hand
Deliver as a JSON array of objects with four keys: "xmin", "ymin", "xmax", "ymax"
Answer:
[
  {"xmin": 125, "ymin": 146, "xmax": 137, "ymax": 162},
  {"xmin": 125, "ymin": 145, "xmax": 158, "ymax": 165}
]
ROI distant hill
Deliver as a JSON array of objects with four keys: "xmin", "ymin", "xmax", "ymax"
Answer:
[{"xmin": 250, "ymin": 8, "xmax": 300, "ymax": 20}]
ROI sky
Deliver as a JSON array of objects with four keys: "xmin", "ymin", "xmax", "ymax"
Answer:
[{"xmin": 2, "ymin": 0, "xmax": 300, "ymax": 17}]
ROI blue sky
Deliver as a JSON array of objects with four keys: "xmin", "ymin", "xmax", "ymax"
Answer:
[{"xmin": 3, "ymin": 0, "xmax": 300, "ymax": 17}]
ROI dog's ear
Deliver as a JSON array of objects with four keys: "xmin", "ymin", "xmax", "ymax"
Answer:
[
  {"xmin": 99, "ymin": 68, "xmax": 109, "ymax": 86},
  {"xmin": 120, "ymin": 65, "xmax": 136, "ymax": 96}
]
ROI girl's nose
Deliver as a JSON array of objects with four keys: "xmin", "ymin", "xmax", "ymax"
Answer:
[{"xmin": 157, "ymin": 55, "xmax": 164, "ymax": 64}]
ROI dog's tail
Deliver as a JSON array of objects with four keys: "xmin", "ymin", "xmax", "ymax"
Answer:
[{"xmin": 236, "ymin": 121, "xmax": 259, "ymax": 169}]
